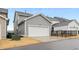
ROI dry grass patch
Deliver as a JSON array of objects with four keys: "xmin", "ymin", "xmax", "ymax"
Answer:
[
  {"xmin": 0, "ymin": 37, "xmax": 40, "ymax": 49},
  {"xmin": 68, "ymin": 35, "xmax": 79, "ymax": 39},
  {"xmin": 51, "ymin": 35, "xmax": 79, "ymax": 39}
]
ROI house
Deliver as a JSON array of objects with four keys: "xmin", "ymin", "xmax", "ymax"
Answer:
[
  {"xmin": 14, "ymin": 11, "xmax": 52, "ymax": 37},
  {"xmin": 0, "ymin": 8, "xmax": 9, "ymax": 39},
  {"xmin": 14, "ymin": 11, "xmax": 79, "ymax": 37},
  {"xmin": 51, "ymin": 17, "xmax": 79, "ymax": 36},
  {"xmin": 14, "ymin": 11, "xmax": 33, "ymax": 34}
]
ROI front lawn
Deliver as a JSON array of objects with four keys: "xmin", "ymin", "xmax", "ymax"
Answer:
[{"xmin": 0, "ymin": 37, "xmax": 40, "ymax": 49}]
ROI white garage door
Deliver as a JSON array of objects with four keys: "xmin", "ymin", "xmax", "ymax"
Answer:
[{"xmin": 28, "ymin": 26, "xmax": 50, "ymax": 37}]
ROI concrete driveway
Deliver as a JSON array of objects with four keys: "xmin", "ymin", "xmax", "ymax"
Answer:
[{"xmin": 6, "ymin": 39, "xmax": 79, "ymax": 50}]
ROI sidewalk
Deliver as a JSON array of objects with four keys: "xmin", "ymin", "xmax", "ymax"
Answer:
[
  {"xmin": 33, "ymin": 36, "xmax": 79, "ymax": 42},
  {"xmin": 32, "ymin": 36, "xmax": 64, "ymax": 42}
]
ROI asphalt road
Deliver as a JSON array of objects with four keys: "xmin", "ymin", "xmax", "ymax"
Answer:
[{"xmin": 6, "ymin": 39, "xmax": 79, "ymax": 50}]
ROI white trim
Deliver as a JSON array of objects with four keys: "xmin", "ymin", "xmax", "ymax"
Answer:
[
  {"xmin": 0, "ymin": 15, "xmax": 8, "ymax": 20},
  {"xmin": 24, "ymin": 14, "xmax": 52, "ymax": 23}
]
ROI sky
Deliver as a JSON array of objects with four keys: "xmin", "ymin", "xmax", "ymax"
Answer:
[{"xmin": 8, "ymin": 8, "xmax": 79, "ymax": 31}]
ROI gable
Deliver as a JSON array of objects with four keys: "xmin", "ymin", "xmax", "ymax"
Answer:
[
  {"xmin": 26, "ymin": 15, "xmax": 51, "ymax": 26},
  {"xmin": 68, "ymin": 21, "xmax": 79, "ymax": 27},
  {"xmin": 68, "ymin": 21, "xmax": 79, "ymax": 30}
]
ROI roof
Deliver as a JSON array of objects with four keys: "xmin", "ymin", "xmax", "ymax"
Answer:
[
  {"xmin": 46, "ymin": 16, "xmax": 59, "ymax": 21},
  {"xmin": 24, "ymin": 14, "xmax": 52, "ymax": 23},
  {"xmin": 47, "ymin": 16, "xmax": 70, "ymax": 22},
  {"xmin": 0, "ymin": 8, "xmax": 8, "ymax": 13},
  {"xmin": 14, "ymin": 11, "xmax": 33, "ymax": 22},
  {"xmin": 15, "ymin": 11, "xmax": 33, "ymax": 17},
  {"xmin": 46, "ymin": 16, "xmax": 76, "ymax": 27},
  {"xmin": 14, "ymin": 11, "xmax": 79, "ymax": 27},
  {"xmin": 54, "ymin": 17, "xmax": 69, "ymax": 22},
  {"xmin": 52, "ymin": 20, "xmax": 73, "ymax": 27}
]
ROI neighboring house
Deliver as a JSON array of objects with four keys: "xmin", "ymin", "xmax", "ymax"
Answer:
[
  {"xmin": 14, "ymin": 11, "xmax": 52, "ymax": 37},
  {"xmin": 0, "ymin": 8, "xmax": 9, "ymax": 39},
  {"xmin": 51, "ymin": 17, "xmax": 79, "ymax": 36}
]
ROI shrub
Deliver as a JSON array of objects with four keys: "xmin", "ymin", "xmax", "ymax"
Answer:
[
  {"xmin": 12, "ymin": 34, "xmax": 21, "ymax": 41},
  {"xmin": 7, "ymin": 33, "xmax": 14, "ymax": 38}
]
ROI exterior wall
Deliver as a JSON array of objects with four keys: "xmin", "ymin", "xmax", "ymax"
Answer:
[
  {"xmin": 18, "ymin": 22, "xmax": 25, "ymax": 36},
  {"xmin": 14, "ymin": 13, "xmax": 29, "ymax": 34},
  {"xmin": 14, "ymin": 13, "xmax": 18, "ymax": 34},
  {"xmin": 25, "ymin": 15, "xmax": 51, "ymax": 36},
  {"xmin": 18, "ymin": 15, "xmax": 28, "ymax": 24},
  {"xmin": 0, "ymin": 17, "xmax": 6, "ymax": 39},
  {"xmin": 0, "ymin": 8, "xmax": 8, "ymax": 39}
]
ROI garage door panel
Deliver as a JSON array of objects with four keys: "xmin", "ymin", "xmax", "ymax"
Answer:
[{"xmin": 28, "ymin": 26, "xmax": 49, "ymax": 37}]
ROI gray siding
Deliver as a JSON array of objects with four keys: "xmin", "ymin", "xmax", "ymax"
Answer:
[
  {"xmin": 26, "ymin": 15, "xmax": 51, "ymax": 26},
  {"xmin": 25, "ymin": 15, "xmax": 51, "ymax": 36},
  {"xmin": 18, "ymin": 22, "xmax": 25, "ymax": 36},
  {"xmin": 14, "ymin": 14, "xmax": 52, "ymax": 37},
  {"xmin": 14, "ymin": 13, "xmax": 18, "ymax": 34},
  {"xmin": 0, "ymin": 17, "xmax": 7, "ymax": 39},
  {"xmin": 18, "ymin": 15, "xmax": 28, "ymax": 24},
  {"xmin": 14, "ymin": 13, "xmax": 30, "ymax": 34}
]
